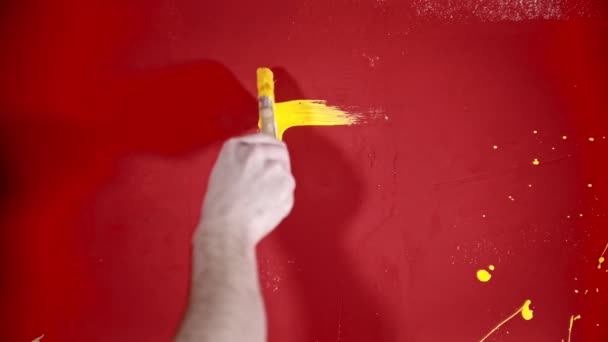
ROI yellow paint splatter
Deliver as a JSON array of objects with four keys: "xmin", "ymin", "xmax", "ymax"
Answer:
[
  {"xmin": 479, "ymin": 300, "xmax": 533, "ymax": 342},
  {"xmin": 598, "ymin": 243, "xmax": 608, "ymax": 269},
  {"xmin": 562, "ymin": 135, "xmax": 568, "ymax": 140},
  {"xmin": 492, "ymin": 145, "xmax": 498, "ymax": 150},
  {"xmin": 521, "ymin": 300, "xmax": 533, "ymax": 320},
  {"xmin": 567, "ymin": 314, "xmax": 581, "ymax": 342},
  {"xmin": 532, "ymin": 158, "xmax": 540, "ymax": 165},
  {"xmin": 274, "ymin": 100, "xmax": 361, "ymax": 140},
  {"xmin": 256, "ymin": 67, "xmax": 361, "ymax": 140},
  {"xmin": 533, "ymin": 130, "xmax": 538, "ymax": 134},
  {"xmin": 589, "ymin": 137, "xmax": 595, "ymax": 142},
  {"xmin": 587, "ymin": 183, "xmax": 593, "ymax": 188},
  {"xmin": 32, "ymin": 335, "xmax": 44, "ymax": 342},
  {"xmin": 476, "ymin": 265, "xmax": 495, "ymax": 282},
  {"xmin": 477, "ymin": 269, "xmax": 492, "ymax": 282}
]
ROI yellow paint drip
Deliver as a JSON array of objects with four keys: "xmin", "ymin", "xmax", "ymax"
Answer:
[
  {"xmin": 567, "ymin": 314, "xmax": 581, "ymax": 342},
  {"xmin": 598, "ymin": 243, "xmax": 608, "ymax": 269},
  {"xmin": 479, "ymin": 299, "xmax": 533, "ymax": 342},
  {"xmin": 274, "ymin": 100, "xmax": 361, "ymax": 140}
]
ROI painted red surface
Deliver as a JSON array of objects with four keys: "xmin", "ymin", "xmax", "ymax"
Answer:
[{"xmin": 1, "ymin": 1, "xmax": 608, "ymax": 341}]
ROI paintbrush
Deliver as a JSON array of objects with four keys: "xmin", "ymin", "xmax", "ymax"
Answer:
[
  {"xmin": 256, "ymin": 67, "xmax": 362, "ymax": 140},
  {"xmin": 256, "ymin": 67, "xmax": 278, "ymax": 138}
]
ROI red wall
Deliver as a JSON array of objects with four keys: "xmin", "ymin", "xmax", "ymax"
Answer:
[{"xmin": 1, "ymin": 1, "xmax": 608, "ymax": 341}]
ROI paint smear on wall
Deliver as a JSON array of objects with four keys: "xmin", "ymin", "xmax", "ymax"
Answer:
[
  {"xmin": 412, "ymin": 0, "xmax": 602, "ymax": 21},
  {"xmin": 479, "ymin": 299, "xmax": 533, "ymax": 341},
  {"xmin": 31, "ymin": 335, "xmax": 44, "ymax": 342},
  {"xmin": 274, "ymin": 100, "xmax": 361, "ymax": 140}
]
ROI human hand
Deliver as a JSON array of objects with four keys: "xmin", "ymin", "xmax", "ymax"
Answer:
[{"xmin": 198, "ymin": 133, "xmax": 295, "ymax": 245}]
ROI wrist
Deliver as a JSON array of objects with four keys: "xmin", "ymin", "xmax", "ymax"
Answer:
[{"xmin": 194, "ymin": 219, "xmax": 257, "ymax": 253}]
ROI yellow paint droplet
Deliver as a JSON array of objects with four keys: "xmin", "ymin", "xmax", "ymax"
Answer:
[
  {"xmin": 588, "ymin": 183, "xmax": 593, "ymax": 188},
  {"xmin": 488, "ymin": 265, "xmax": 495, "ymax": 271},
  {"xmin": 574, "ymin": 289, "xmax": 579, "ymax": 294},
  {"xmin": 532, "ymin": 158, "xmax": 540, "ymax": 166},
  {"xmin": 533, "ymin": 130, "xmax": 538, "ymax": 134},
  {"xmin": 492, "ymin": 145, "xmax": 498, "ymax": 150},
  {"xmin": 598, "ymin": 243, "xmax": 607, "ymax": 269},
  {"xmin": 479, "ymin": 299, "xmax": 534, "ymax": 342},
  {"xmin": 562, "ymin": 135, "xmax": 568, "ymax": 140},
  {"xmin": 589, "ymin": 137, "xmax": 595, "ymax": 142},
  {"xmin": 477, "ymin": 269, "xmax": 492, "ymax": 282},
  {"xmin": 521, "ymin": 300, "xmax": 533, "ymax": 320}
]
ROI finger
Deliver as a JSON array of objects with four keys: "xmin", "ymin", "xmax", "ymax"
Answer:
[
  {"xmin": 244, "ymin": 144, "xmax": 291, "ymax": 168},
  {"xmin": 234, "ymin": 132, "xmax": 286, "ymax": 147}
]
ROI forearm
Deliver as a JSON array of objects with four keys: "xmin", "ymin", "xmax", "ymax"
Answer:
[{"xmin": 176, "ymin": 224, "xmax": 267, "ymax": 342}]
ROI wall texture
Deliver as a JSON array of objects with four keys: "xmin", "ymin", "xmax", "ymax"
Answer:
[{"xmin": 1, "ymin": 1, "xmax": 607, "ymax": 341}]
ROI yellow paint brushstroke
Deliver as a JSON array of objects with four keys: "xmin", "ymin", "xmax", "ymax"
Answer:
[
  {"xmin": 479, "ymin": 300, "xmax": 533, "ymax": 342},
  {"xmin": 567, "ymin": 314, "xmax": 581, "ymax": 342},
  {"xmin": 255, "ymin": 67, "xmax": 361, "ymax": 140},
  {"xmin": 32, "ymin": 335, "xmax": 44, "ymax": 342},
  {"xmin": 598, "ymin": 242, "xmax": 608, "ymax": 269},
  {"xmin": 274, "ymin": 100, "xmax": 361, "ymax": 140}
]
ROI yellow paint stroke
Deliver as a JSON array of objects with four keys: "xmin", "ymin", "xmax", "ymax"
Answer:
[
  {"xmin": 32, "ymin": 335, "xmax": 44, "ymax": 342},
  {"xmin": 567, "ymin": 314, "xmax": 581, "ymax": 342},
  {"xmin": 256, "ymin": 67, "xmax": 361, "ymax": 140},
  {"xmin": 274, "ymin": 100, "xmax": 361, "ymax": 140},
  {"xmin": 476, "ymin": 265, "xmax": 495, "ymax": 282},
  {"xmin": 598, "ymin": 242, "xmax": 608, "ymax": 269},
  {"xmin": 479, "ymin": 300, "xmax": 533, "ymax": 342}
]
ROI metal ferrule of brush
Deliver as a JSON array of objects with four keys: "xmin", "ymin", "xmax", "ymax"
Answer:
[{"xmin": 258, "ymin": 95, "xmax": 277, "ymax": 138}]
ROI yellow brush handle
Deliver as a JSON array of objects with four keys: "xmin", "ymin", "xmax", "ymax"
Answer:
[{"xmin": 256, "ymin": 67, "xmax": 277, "ymax": 138}]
